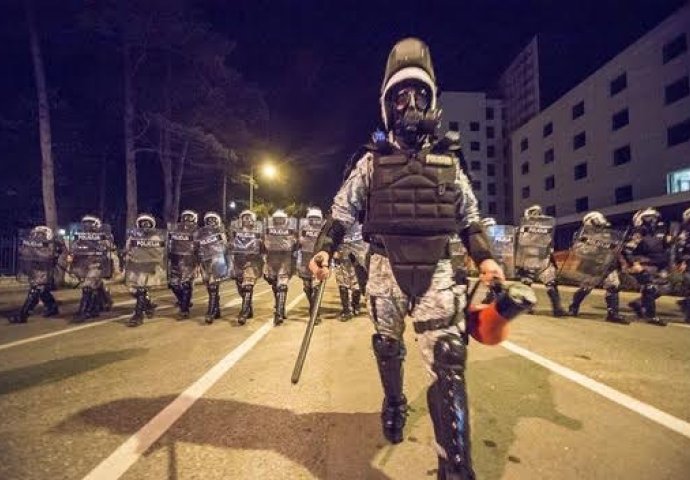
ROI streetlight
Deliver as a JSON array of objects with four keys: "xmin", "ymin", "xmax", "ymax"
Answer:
[{"xmin": 247, "ymin": 160, "xmax": 278, "ymax": 210}]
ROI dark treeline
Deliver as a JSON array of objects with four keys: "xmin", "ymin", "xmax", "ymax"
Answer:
[{"xmin": 0, "ymin": 0, "xmax": 269, "ymax": 237}]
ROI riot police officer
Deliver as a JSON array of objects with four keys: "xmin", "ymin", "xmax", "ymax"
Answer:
[
  {"xmin": 310, "ymin": 38, "xmax": 504, "ymax": 480},
  {"xmin": 566, "ymin": 211, "xmax": 629, "ymax": 324},
  {"xmin": 231, "ymin": 210, "xmax": 264, "ymax": 325},
  {"xmin": 264, "ymin": 209, "xmax": 298, "ymax": 325},
  {"xmin": 675, "ymin": 207, "xmax": 690, "ymax": 323},
  {"xmin": 10, "ymin": 225, "xmax": 63, "ymax": 323},
  {"xmin": 334, "ymin": 222, "xmax": 368, "ymax": 320},
  {"xmin": 123, "ymin": 213, "xmax": 162, "ymax": 327},
  {"xmin": 197, "ymin": 211, "xmax": 229, "ymax": 324},
  {"xmin": 297, "ymin": 208, "xmax": 325, "ymax": 322},
  {"xmin": 69, "ymin": 215, "xmax": 114, "ymax": 322},
  {"xmin": 624, "ymin": 208, "xmax": 671, "ymax": 326},
  {"xmin": 167, "ymin": 210, "xmax": 198, "ymax": 318},
  {"xmin": 515, "ymin": 205, "xmax": 567, "ymax": 317}
]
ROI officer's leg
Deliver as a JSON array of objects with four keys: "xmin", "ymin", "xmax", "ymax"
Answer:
[
  {"xmin": 98, "ymin": 284, "xmax": 113, "ymax": 312},
  {"xmin": 414, "ymin": 286, "xmax": 475, "ymax": 480},
  {"xmin": 143, "ymin": 287, "xmax": 156, "ymax": 318},
  {"xmin": 568, "ymin": 286, "xmax": 592, "ymax": 316},
  {"xmin": 205, "ymin": 282, "xmax": 220, "ymax": 324},
  {"xmin": 641, "ymin": 280, "xmax": 666, "ymax": 326},
  {"xmin": 302, "ymin": 277, "xmax": 314, "ymax": 313},
  {"xmin": 335, "ymin": 261, "xmax": 353, "ymax": 321},
  {"xmin": 273, "ymin": 272, "xmax": 289, "ymax": 326},
  {"xmin": 39, "ymin": 286, "xmax": 59, "ymax": 317},
  {"xmin": 178, "ymin": 281, "xmax": 192, "ymax": 319},
  {"xmin": 10, "ymin": 285, "xmax": 41, "ymax": 323},
  {"xmin": 238, "ymin": 268, "xmax": 255, "ymax": 325},
  {"xmin": 678, "ymin": 272, "xmax": 690, "ymax": 323},
  {"xmin": 370, "ymin": 294, "xmax": 408, "ymax": 444},
  {"xmin": 541, "ymin": 266, "xmax": 566, "ymax": 317},
  {"xmin": 170, "ymin": 282, "xmax": 184, "ymax": 309},
  {"xmin": 603, "ymin": 271, "xmax": 628, "ymax": 324},
  {"xmin": 127, "ymin": 288, "xmax": 145, "ymax": 327}
]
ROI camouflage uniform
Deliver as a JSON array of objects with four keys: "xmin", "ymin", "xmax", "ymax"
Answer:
[
  {"xmin": 123, "ymin": 223, "xmax": 165, "ymax": 327},
  {"xmin": 297, "ymin": 212, "xmax": 325, "ymax": 321},
  {"xmin": 675, "ymin": 226, "xmax": 690, "ymax": 322},
  {"xmin": 196, "ymin": 217, "xmax": 231, "ymax": 324},
  {"xmin": 334, "ymin": 223, "xmax": 369, "ymax": 319},
  {"xmin": 230, "ymin": 213, "xmax": 264, "ymax": 324},
  {"xmin": 264, "ymin": 213, "xmax": 298, "ymax": 325}
]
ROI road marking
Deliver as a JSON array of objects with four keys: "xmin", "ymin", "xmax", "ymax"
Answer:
[
  {"xmin": 670, "ymin": 322, "xmax": 690, "ymax": 329},
  {"xmin": 501, "ymin": 340, "xmax": 690, "ymax": 439},
  {"xmin": 0, "ymin": 284, "xmax": 270, "ymax": 352},
  {"xmin": 81, "ymin": 293, "xmax": 306, "ymax": 480}
]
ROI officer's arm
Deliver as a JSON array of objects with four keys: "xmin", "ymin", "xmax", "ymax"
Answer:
[
  {"xmin": 454, "ymin": 165, "xmax": 494, "ymax": 266},
  {"xmin": 314, "ymin": 154, "xmax": 370, "ymax": 256}
]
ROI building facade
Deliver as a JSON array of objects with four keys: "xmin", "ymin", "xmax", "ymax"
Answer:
[
  {"xmin": 511, "ymin": 5, "xmax": 690, "ymax": 233},
  {"xmin": 438, "ymin": 92, "xmax": 507, "ymax": 221}
]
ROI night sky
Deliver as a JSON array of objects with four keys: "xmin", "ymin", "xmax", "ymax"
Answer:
[{"xmin": 0, "ymin": 0, "xmax": 685, "ymax": 230}]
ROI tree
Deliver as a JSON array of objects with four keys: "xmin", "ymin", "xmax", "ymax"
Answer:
[{"xmin": 26, "ymin": 0, "xmax": 57, "ymax": 229}]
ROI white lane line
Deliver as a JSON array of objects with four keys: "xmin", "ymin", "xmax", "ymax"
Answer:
[
  {"xmin": 501, "ymin": 340, "xmax": 690, "ymax": 439},
  {"xmin": 670, "ymin": 323, "xmax": 690, "ymax": 329},
  {"xmin": 0, "ymin": 284, "xmax": 242, "ymax": 352},
  {"xmin": 81, "ymin": 293, "xmax": 306, "ymax": 480}
]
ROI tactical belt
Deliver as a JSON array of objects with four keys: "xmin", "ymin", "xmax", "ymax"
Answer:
[
  {"xmin": 413, "ymin": 317, "xmax": 455, "ymax": 334},
  {"xmin": 368, "ymin": 239, "xmax": 452, "ymax": 259}
]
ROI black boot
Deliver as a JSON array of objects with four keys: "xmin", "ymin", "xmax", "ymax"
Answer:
[
  {"xmin": 171, "ymin": 284, "xmax": 184, "ymax": 309},
  {"xmin": 568, "ymin": 287, "xmax": 590, "ymax": 317},
  {"xmin": 546, "ymin": 283, "xmax": 567, "ymax": 317},
  {"xmin": 351, "ymin": 289, "xmax": 362, "ymax": 316},
  {"xmin": 98, "ymin": 286, "xmax": 113, "ymax": 312},
  {"xmin": 677, "ymin": 297, "xmax": 690, "ymax": 323},
  {"xmin": 143, "ymin": 289, "xmax": 156, "ymax": 318},
  {"xmin": 428, "ymin": 334, "xmax": 475, "ymax": 480},
  {"xmin": 628, "ymin": 297, "xmax": 645, "ymax": 318},
  {"xmin": 273, "ymin": 285, "xmax": 287, "ymax": 326},
  {"xmin": 127, "ymin": 290, "xmax": 145, "ymax": 327},
  {"xmin": 73, "ymin": 287, "xmax": 96, "ymax": 323},
  {"xmin": 642, "ymin": 285, "xmax": 666, "ymax": 326},
  {"xmin": 372, "ymin": 334, "xmax": 407, "ymax": 444},
  {"xmin": 40, "ymin": 288, "xmax": 59, "ymax": 317},
  {"xmin": 178, "ymin": 284, "xmax": 192, "ymax": 319},
  {"xmin": 338, "ymin": 286, "xmax": 353, "ymax": 321},
  {"xmin": 238, "ymin": 285, "xmax": 254, "ymax": 325},
  {"xmin": 205, "ymin": 284, "xmax": 220, "ymax": 324},
  {"xmin": 10, "ymin": 287, "xmax": 41, "ymax": 324},
  {"xmin": 605, "ymin": 289, "xmax": 629, "ymax": 324}
]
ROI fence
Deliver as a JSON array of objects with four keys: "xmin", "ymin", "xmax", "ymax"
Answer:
[{"xmin": 0, "ymin": 233, "xmax": 17, "ymax": 276}]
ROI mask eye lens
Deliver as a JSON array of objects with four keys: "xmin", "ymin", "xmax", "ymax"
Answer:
[
  {"xmin": 394, "ymin": 89, "xmax": 411, "ymax": 110},
  {"xmin": 415, "ymin": 89, "xmax": 430, "ymax": 110}
]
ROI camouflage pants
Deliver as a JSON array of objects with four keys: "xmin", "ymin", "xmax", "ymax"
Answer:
[
  {"xmin": 335, "ymin": 255, "xmax": 359, "ymax": 290},
  {"xmin": 233, "ymin": 255, "xmax": 262, "ymax": 287},
  {"xmin": 264, "ymin": 252, "xmax": 293, "ymax": 287},
  {"xmin": 83, "ymin": 265, "xmax": 105, "ymax": 289},
  {"xmin": 367, "ymin": 254, "xmax": 467, "ymax": 380}
]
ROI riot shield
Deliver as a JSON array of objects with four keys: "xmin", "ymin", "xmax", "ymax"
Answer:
[
  {"xmin": 69, "ymin": 224, "xmax": 113, "ymax": 281},
  {"xmin": 230, "ymin": 220, "xmax": 264, "ymax": 279},
  {"xmin": 194, "ymin": 225, "xmax": 231, "ymax": 283},
  {"xmin": 558, "ymin": 225, "xmax": 627, "ymax": 287},
  {"xmin": 125, "ymin": 228, "xmax": 167, "ymax": 287},
  {"xmin": 514, "ymin": 216, "xmax": 555, "ymax": 277},
  {"xmin": 264, "ymin": 217, "xmax": 298, "ymax": 252},
  {"xmin": 297, "ymin": 218, "xmax": 322, "ymax": 278},
  {"xmin": 167, "ymin": 223, "xmax": 198, "ymax": 284},
  {"xmin": 486, "ymin": 225, "xmax": 516, "ymax": 279},
  {"xmin": 16, "ymin": 229, "xmax": 55, "ymax": 285}
]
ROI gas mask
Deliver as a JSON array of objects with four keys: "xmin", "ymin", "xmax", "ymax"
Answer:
[{"xmin": 388, "ymin": 82, "xmax": 439, "ymax": 146}]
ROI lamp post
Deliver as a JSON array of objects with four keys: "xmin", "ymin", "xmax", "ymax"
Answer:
[{"xmin": 246, "ymin": 161, "xmax": 277, "ymax": 211}]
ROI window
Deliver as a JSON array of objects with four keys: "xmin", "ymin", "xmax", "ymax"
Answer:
[
  {"xmin": 471, "ymin": 161, "xmax": 481, "ymax": 171},
  {"xmin": 470, "ymin": 141, "xmax": 481, "ymax": 151},
  {"xmin": 543, "ymin": 122, "xmax": 553, "ymax": 137},
  {"xmin": 470, "ymin": 121, "xmax": 480, "ymax": 132},
  {"xmin": 521, "ymin": 162, "xmax": 529, "ymax": 175},
  {"xmin": 574, "ymin": 162, "xmax": 588, "ymax": 180},
  {"xmin": 488, "ymin": 202, "xmax": 497, "ymax": 214},
  {"xmin": 545, "ymin": 175, "xmax": 555, "ymax": 191},
  {"xmin": 572, "ymin": 101, "xmax": 585, "ymax": 119},
  {"xmin": 612, "ymin": 108, "xmax": 629, "ymax": 131},
  {"xmin": 663, "ymin": 33, "xmax": 687, "ymax": 64},
  {"xmin": 573, "ymin": 131, "xmax": 586, "ymax": 150},
  {"xmin": 610, "ymin": 73, "xmax": 627, "ymax": 96},
  {"xmin": 544, "ymin": 148, "xmax": 554, "ymax": 164},
  {"xmin": 520, "ymin": 137, "xmax": 529, "ymax": 151},
  {"xmin": 545, "ymin": 205, "xmax": 556, "ymax": 217},
  {"xmin": 486, "ymin": 126, "xmax": 495, "ymax": 139},
  {"xmin": 486, "ymin": 107, "xmax": 494, "ymax": 120},
  {"xmin": 487, "ymin": 164, "xmax": 496, "ymax": 176},
  {"xmin": 449, "ymin": 121, "xmax": 459, "ymax": 132},
  {"xmin": 615, "ymin": 185, "xmax": 633, "ymax": 204},
  {"xmin": 667, "ymin": 168, "xmax": 690, "ymax": 194},
  {"xmin": 521, "ymin": 186, "xmax": 530, "ymax": 199},
  {"xmin": 488, "ymin": 183, "xmax": 496, "ymax": 195},
  {"xmin": 472, "ymin": 180, "xmax": 482, "ymax": 190},
  {"xmin": 575, "ymin": 197, "xmax": 589, "ymax": 212},
  {"xmin": 665, "ymin": 76, "xmax": 689, "ymax": 105},
  {"xmin": 487, "ymin": 145, "xmax": 495, "ymax": 158},
  {"xmin": 612, "ymin": 145, "xmax": 631, "ymax": 166},
  {"xmin": 668, "ymin": 118, "xmax": 690, "ymax": 147}
]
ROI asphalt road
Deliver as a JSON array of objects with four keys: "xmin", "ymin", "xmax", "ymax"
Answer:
[{"xmin": 1, "ymin": 280, "xmax": 689, "ymax": 479}]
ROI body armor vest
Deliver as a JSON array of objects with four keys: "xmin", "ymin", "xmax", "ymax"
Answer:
[{"xmin": 362, "ymin": 143, "xmax": 461, "ymax": 298}]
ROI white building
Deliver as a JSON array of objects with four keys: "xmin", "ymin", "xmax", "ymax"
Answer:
[
  {"xmin": 511, "ymin": 4, "xmax": 690, "ymax": 232},
  {"xmin": 438, "ymin": 92, "xmax": 507, "ymax": 221}
]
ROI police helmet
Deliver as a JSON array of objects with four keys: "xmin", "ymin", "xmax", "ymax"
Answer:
[
  {"xmin": 583, "ymin": 211, "xmax": 609, "ymax": 227},
  {"xmin": 632, "ymin": 208, "xmax": 660, "ymax": 227},
  {"xmin": 32, "ymin": 225, "xmax": 53, "ymax": 241},
  {"xmin": 81, "ymin": 214, "xmax": 102, "ymax": 229},
  {"xmin": 306, "ymin": 207, "xmax": 323, "ymax": 220},
  {"xmin": 481, "ymin": 217, "xmax": 497, "ymax": 227},
  {"xmin": 136, "ymin": 213, "xmax": 156, "ymax": 229},
  {"xmin": 240, "ymin": 210, "xmax": 256, "ymax": 224},
  {"xmin": 523, "ymin": 205, "xmax": 543, "ymax": 218},
  {"xmin": 682, "ymin": 207, "xmax": 690, "ymax": 223},
  {"xmin": 180, "ymin": 210, "xmax": 198, "ymax": 225},
  {"xmin": 204, "ymin": 211, "xmax": 222, "ymax": 227}
]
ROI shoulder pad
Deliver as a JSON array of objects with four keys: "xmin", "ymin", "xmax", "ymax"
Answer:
[{"xmin": 431, "ymin": 132, "xmax": 462, "ymax": 154}]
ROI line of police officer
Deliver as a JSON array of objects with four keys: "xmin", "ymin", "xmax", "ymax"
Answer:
[{"xmin": 10, "ymin": 206, "xmax": 346, "ymax": 328}]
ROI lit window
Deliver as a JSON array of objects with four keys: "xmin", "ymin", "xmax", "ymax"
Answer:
[{"xmin": 667, "ymin": 168, "xmax": 690, "ymax": 194}]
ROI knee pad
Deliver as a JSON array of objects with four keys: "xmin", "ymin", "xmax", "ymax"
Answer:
[
  {"xmin": 372, "ymin": 334, "xmax": 405, "ymax": 360},
  {"xmin": 433, "ymin": 334, "xmax": 467, "ymax": 374}
]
